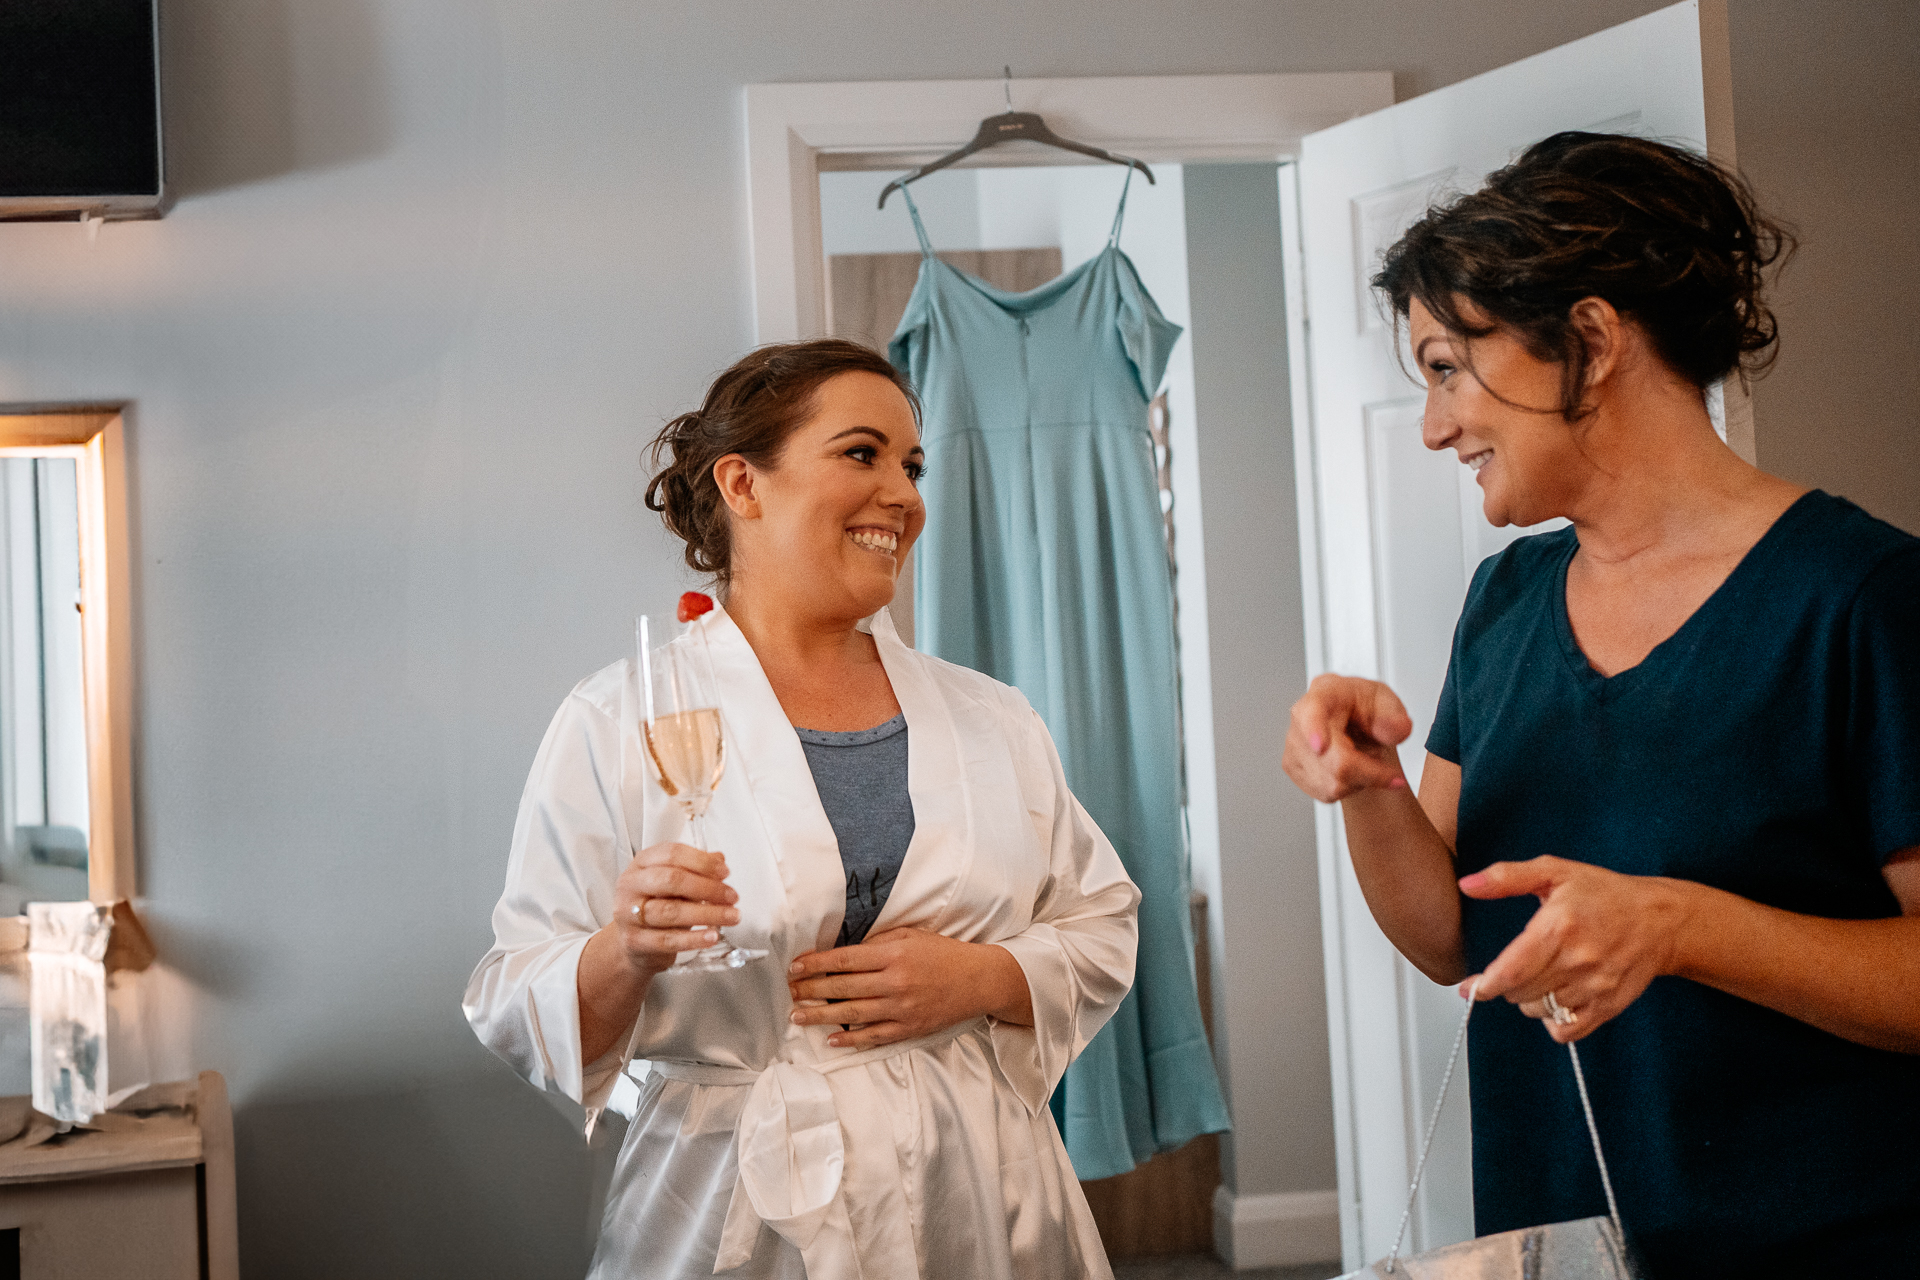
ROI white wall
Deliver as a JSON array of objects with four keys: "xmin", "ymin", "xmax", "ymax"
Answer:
[
  {"xmin": 976, "ymin": 167, "xmax": 1067, "ymax": 251},
  {"xmin": 819, "ymin": 168, "xmax": 982, "ymax": 255},
  {"xmin": 0, "ymin": 0, "xmax": 1905, "ymax": 1273},
  {"xmin": 1729, "ymin": 1, "xmax": 1920, "ymax": 535}
]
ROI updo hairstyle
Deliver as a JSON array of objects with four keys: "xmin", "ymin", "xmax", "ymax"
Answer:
[
  {"xmin": 1374, "ymin": 131, "xmax": 1796, "ymax": 420},
  {"xmin": 645, "ymin": 339, "xmax": 920, "ymax": 580}
]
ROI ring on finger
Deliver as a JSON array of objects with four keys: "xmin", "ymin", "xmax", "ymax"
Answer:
[
  {"xmin": 1542, "ymin": 991, "xmax": 1578, "ymax": 1027},
  {"xmin": 629, "ymin": 898, "xmax": 649, "ymax": 925}
]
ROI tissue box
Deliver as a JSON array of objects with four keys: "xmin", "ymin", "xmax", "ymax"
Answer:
[{"xmin": 26, "ymin": 901, "xmax": 153, "ymax": 1123}]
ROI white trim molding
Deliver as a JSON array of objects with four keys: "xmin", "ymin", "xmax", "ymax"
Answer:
[
  {"xmin": 743, "ymin": 72, "xmax": 1393, "ymax": 343},
  {"xmin": 1213, "ymin": 1187, "xmax": 1342, "ymax": 1270},
  {"xmin": 0, "ymin": 408, "xmax": 136, "ymax": 903}
]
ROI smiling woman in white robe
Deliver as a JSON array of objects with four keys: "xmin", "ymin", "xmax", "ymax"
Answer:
[{"xmin": 463, "ymin": 341, "xmax": 1140, "ymax": 1280}]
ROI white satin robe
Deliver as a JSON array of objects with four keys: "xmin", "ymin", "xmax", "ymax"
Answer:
[{"xmin": 464, "ymin": 606, "xmax": 1140, "ymax": 1279}]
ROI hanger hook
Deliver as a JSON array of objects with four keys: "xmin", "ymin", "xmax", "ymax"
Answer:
[{"xmin": 1003, "ymin": 65, "xmax": 1013, "ymax": 113}]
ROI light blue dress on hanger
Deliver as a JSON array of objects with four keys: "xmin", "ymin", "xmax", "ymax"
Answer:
[{"xmin": 889, "ymin": 176, "xmax": 1230, "ymax": 1179}]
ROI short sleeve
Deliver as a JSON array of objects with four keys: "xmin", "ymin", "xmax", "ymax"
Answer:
[
  {"xmin": 1115, "ymin": 255, "xmax": 1183, "ymax": 400},
  {"xmin": 1846, "ymin": 543, "xmax": 1920, "ymax": 863},
  {"xmin": 1426, "ymin": 555, "xmax": 1502, "ymax": 765},
  {"xmin": 1427, "ymin": 655, "xmax": 1462, "ymax": 764}
]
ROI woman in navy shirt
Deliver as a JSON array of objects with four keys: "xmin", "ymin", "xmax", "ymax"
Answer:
[{"xmin": 1283, "ymin": 132, "xmax": 1919, "ymax": 1275}]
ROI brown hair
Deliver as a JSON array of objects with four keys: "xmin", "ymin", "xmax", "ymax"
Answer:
[
  {"xmin": 644, "ymin": 340, "xmax": 920, "ymax": 579},
  {"xmin": 1373, "ymin": 131, "xmax": 1795, "ymax": 420}
]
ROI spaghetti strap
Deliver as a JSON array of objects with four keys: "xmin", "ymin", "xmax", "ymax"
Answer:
[
  {"xmin": 1107, "ymin": 168, "xmax": 1135, "ymax": 246},
  {"xmin": 900, "ymin": 184, "xmax": 937, "ymax": 258}
]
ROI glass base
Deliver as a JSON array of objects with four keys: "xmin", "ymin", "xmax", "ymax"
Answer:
[{"xmin": 659, "ymin": 941, "xmax": 769, "ymax": 974}]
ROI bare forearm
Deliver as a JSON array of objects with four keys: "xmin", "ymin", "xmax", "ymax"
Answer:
[
  {"xmin": 1670, "ymin": 882, "xmax": 1920, "ymax": 1054},
  {"xmin": 1341, "ymin": 787, "xmax": 1467, "ymax": 983},
  {"xmin": 1282, "ymin": 679, "xmax": 1462, "ymax": 979},
  {"xmin": 577, "ymin": 926, "xmax": 660, "ymax": 1064}
]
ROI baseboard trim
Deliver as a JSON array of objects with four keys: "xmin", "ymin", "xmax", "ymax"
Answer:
[{"xmin": 1212, "ymin": 1186, "xmax": 1342, "ymax": 1270}]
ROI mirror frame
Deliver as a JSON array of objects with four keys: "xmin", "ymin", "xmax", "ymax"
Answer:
[{"xmin": 0, "ymin": 406, "xmax": 135, "ymax": 903}]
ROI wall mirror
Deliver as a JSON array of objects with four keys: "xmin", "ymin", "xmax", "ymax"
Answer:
[{"xmin": 0, "ymin": 407, "xmax": 133, "ymax": 912}]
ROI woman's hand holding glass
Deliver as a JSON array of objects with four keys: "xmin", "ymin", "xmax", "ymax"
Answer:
[
  {"xmin": 787, "ymin": 926, "xmax": 1033, "ymax": 1050},
  {"xmin": 639, "ymin": 604, "xmax": 768, "ymax": 971},
  {"xmin": 613, "ymin": 841, "xmax": 743, "ymax": 975}
]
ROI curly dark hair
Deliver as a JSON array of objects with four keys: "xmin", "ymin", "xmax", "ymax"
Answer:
[
  {"xmin": 644, "ymin": 340, "xmax": 921, "ymax": 580},
  {"xmin": 1373, "ymin": 131, "xmax": 1796, "ymax": 420}
]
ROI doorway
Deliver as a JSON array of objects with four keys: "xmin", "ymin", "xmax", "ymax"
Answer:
[
  {"xmin": 815, "ymin": 153, "xmax": 1339, "ymax": 1266},
  {"xmin": 753, "ymin": 70, "xmax": 1392, "ymax": 1270}
]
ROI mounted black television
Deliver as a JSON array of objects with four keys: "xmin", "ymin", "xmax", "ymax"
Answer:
[{"xmin": 0, "ymin": 0, "xmax": 167, "ymax": 220}]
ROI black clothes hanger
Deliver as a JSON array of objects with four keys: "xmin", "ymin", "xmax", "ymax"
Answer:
[{"xmin": 877, "ymin": 67, "xmax": 1155, "ymax": 209}]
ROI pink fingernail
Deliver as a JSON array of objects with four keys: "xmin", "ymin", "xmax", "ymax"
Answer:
[
  {"xmin": 1459, "ymin": 873, "xmax": 1486, "ymax": 890},
  {"xmin": 1308, "ymin": 733, "xmax": 1325, "ymax": 753},
  {"xmin": 1388, "ymin": 776, "xmax": 1407, "ymax": 790}
]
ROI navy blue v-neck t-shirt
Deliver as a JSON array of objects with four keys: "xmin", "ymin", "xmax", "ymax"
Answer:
[{"xmin": 1428, "ymin": 492, "xmax": 1920, "ymax": 1276}]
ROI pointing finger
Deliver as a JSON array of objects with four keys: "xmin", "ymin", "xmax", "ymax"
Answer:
[
  {"xmin": 1323, "ymin": 734, "xmax": 1405, "ymax": 791},
  {"xmin": 1356, "ymin": 683, "xmax": 1414, "ymax": 748},
  {"xmin": 1289, "ymin": 690, "xmax": 1339, "ymax": 755}
]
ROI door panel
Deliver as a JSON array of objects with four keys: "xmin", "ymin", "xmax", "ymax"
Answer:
[
  {"xmin": 1297, "ymin": 1, "xmax": 1728, "ymax": 1265},
  {"xmin": 1365, "ymin": 397, "xmax": 1465, "ymax": 793}
]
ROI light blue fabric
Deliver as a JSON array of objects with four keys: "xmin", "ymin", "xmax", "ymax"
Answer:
[{"xmin": 889, "ymin": 178, "xmax": 1230, "ymax": 1180}]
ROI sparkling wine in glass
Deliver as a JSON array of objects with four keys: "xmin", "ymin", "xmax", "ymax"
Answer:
[{"xmin": 639, "ymin": 612, "xmax": 766, "ymax": 972}]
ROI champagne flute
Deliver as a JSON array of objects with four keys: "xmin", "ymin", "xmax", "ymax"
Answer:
[{"xmin": 638, "ymin": 613, "xmax": 767, "ymax": 972}]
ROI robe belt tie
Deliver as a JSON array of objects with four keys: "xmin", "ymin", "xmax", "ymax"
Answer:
[{"xmin": 648, "ymin": 1017, "xmax": 988, "ymax": 1274}]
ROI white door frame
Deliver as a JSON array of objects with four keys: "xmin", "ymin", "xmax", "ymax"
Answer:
[{"xmin": 742, "ymin": 72, "xmax": 1392, "ymax": 343}]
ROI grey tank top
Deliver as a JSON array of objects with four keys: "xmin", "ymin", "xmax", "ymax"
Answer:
[{"xmin": 793, "ymin": 714, "xmax": 915, "ymax": 947}]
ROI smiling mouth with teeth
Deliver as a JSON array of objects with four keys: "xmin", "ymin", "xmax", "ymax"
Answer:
[
  {"xmin": 1464, "ymin": 451, "xmax": 1492, "ymax": 473},
  {"xmin": 848, "ymin": 529, "xmax": 899, "ymax": 555}
]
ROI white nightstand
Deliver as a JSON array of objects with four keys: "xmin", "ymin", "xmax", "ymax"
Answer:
[{"xmin": 0, "ymin": 1071, "xmax": 239, "ymax": 1280}]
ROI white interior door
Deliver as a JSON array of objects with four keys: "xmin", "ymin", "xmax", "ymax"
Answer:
[{"xmin": 1294, "ymin": 1, "xmax": 1733, "ymax": 1266}]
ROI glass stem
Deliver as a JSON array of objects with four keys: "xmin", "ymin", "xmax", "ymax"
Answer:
[{"xmin": 686, "ymin": 810, "xmax": 721, "ymax": 952}]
